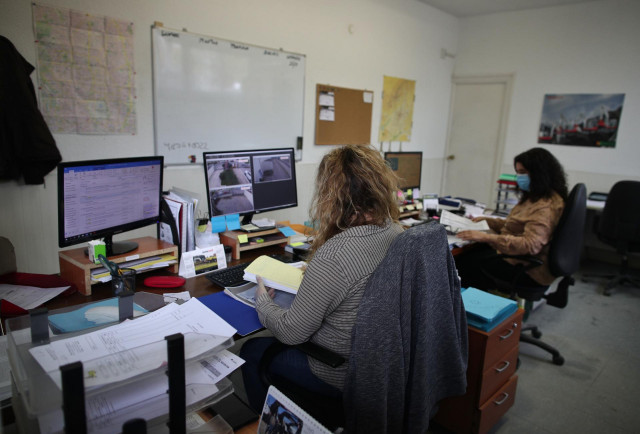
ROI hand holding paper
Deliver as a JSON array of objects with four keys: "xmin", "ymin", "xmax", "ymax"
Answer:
[
  {"xmin": 440, "ymin": 210, "xmax": 490, "ymax": 233},
  {"xmin": 243, "ymin": 255, "xmax": 303, "ymax": 294}
]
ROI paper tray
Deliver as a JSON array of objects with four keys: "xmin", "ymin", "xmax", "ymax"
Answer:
[{"xmin": 6, "ymin": 311, "xmax": 235, "ymax": 430}]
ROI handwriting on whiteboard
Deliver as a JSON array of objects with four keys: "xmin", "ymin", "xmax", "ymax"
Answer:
[{"xmin": 164, "ymin": 142, "xmax": 209, "ymax": 151}]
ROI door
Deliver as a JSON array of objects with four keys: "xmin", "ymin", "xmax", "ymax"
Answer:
[{"xmin": 442, "ymin": 75, "xmax": 513, "ymax": 207}]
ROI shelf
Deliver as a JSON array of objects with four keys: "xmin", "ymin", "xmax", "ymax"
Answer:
[
  {"xmin": 58, "ymin": 237, "xmax": 179, "ymax": 296},
  {"xmin": 220, "ymin": 221, "xmax": 291, "ymax": 260}
]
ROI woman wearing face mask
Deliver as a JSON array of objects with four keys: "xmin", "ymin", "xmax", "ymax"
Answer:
[{"xmin": 455, "ymin": 147, "xmax": 568, "ymax": 290}]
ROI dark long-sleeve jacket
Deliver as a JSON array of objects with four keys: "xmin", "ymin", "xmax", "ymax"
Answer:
[
  {"xmin": 343, "ymin": 223, "xmax": 468, "ymax": 434},
  {"xmin": 0, "ymin": 36, "xmax": 61, "ymax": 184}
]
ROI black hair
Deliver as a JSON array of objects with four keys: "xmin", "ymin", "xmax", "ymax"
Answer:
[{"xmin": 514, "ymin": 147, "xmax": 568, "ymax": 202}]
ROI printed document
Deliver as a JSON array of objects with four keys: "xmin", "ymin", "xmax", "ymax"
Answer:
[
  {"xmin": 0, "ymin": 284, "xmax": 69, "ymax": 310},
  {"xmin": 37, "ymin": 350, "xmax": 244, "ymax": 434},
  {"xmin": 440, "ymin": 210, "xmax": 490, "ymax": 233},
  {"xmin": 29, "ymin": 298, "xmax": 236, "ymax": 388}
]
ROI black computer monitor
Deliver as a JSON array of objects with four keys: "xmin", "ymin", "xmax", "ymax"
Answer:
[
  {"xmin": 384, "ymin": 151, "xmax": 423, "ymax": 190},
  {"xmin": 57, "ymin": 156, "xmax": 164, "ymax": 256},
  {"xmin": 203, "ymin": 148, "xmax": 298, "ymax": 224}
]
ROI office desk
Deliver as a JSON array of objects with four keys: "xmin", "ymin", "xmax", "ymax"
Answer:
[
  {"xmin": 2, "ymin": 245, "xmax": 286, "ymax": 434},
  {"xmin": 44, "ymin": 244, "xmax": 286, "ymax": 312}
]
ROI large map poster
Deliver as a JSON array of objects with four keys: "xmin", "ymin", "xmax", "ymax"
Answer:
[
  {"xmin": 379, "ymin": 76, "xmax": 416, "ymax": 142},
  {"xmin": 32, "ymin": 4, "xmax": 136, "ymax": 134}
]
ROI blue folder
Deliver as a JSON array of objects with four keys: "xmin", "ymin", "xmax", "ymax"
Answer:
[
  {"xmin": 197, "ymin": 292, "xmax": 263, "ymax": 336},
  {"xmin": 461, "ymin": 287, "xmax": 518, "ymax": 332}
]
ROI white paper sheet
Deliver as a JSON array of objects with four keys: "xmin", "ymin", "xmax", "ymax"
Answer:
[
  {"xmin": 0, "ymin": 284, "xmax": 69, "ymax": 310},
  {"xmin": 28, "ymin": 298, "xmax": 236, "ymax": 387},
  {"xmin": 440, "ymin": 210, "xmax": 490, "ymax": 233}
]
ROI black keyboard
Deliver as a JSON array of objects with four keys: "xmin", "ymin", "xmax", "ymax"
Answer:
[
  {"xmin": 206, "ymin": 262, "xmax": 250, "ymax": 288},
  {"xmin": 205, "ymin": 253, "xmax": 297, "ymax": 288}
]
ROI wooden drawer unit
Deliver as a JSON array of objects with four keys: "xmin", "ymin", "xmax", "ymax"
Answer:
[{"xmin": 434, "ymin": 309, "xmax": 523, "ymax": 434}]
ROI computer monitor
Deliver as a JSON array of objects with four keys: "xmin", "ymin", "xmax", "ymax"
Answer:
[
  {"xmin": 384, "ymin": 151, "xmax": 423, "ymax": 191},
  {"xmin": 57, "ymin": 156, "xmax": 164, "ymax": 256},
  {"xmin": 203, "ymin": 148, "xmax": 298, "ymax": 224}
]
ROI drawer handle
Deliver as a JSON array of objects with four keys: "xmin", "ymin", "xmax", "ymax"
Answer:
[
  {"xmin": 499, "ymin": 329, "xmax": 514, "ymax": 340},
  {"xmin": 494, "ymin": 392, "xmax": 510, "ymax": 405},
  {"xmin": 495, "ymin": 360, "xmax": 510, "ymax": 373}
]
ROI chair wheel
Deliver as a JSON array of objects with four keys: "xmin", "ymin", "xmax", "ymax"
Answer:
[
  {"xmin": 532, "ymin": 329, "xmax": 542, "ymax": 339},
  {"xmin": 552, "ymin": 355, "xmax": 564, "ymax": 366}
]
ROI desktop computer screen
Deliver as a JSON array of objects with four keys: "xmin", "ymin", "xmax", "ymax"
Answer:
[
  {"xmin": 57, "ymin": 156, "xmax": 164, "ymax": 256},
  {"xmin": 384, "ymin": 151, "xmax": 423, "ymax": 190},
  {"xmin": 203, "ymin": 148, "xmax": 298, "ymax": 224}
]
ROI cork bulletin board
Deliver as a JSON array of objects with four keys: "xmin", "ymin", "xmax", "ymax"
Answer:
[{"xmin": 315, "ymin": 84, "xmax": 373, "ymax": 145}]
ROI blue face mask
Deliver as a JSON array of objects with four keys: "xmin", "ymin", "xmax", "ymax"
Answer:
[{"xmin": 516, "ymin": 174, "xmax": 531, "ymax": 191}]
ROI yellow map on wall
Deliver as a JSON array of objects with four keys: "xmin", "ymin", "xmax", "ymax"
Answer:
[{"xmin": 379, "ymin": 76, "xmax": 416, "ymax": 142}]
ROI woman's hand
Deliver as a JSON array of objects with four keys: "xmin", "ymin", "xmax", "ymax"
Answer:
[
  {"xmin": 255, "ymin": 276, "xmax": 275, "ymax": 299},
  {"xmin": 456, "ymin": 230, "xmax": 490, "ymax": 242},
  {"xmin": 471, "ymin": 216, "xmax": 488, "ymax": 223}
]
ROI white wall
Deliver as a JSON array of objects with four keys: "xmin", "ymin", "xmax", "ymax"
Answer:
[
  {"xmin": 454, "ymin": 0, "xmax": 640, "ymax": 191},
  {"xmin": 0, "ymin": 0, "xmax": 459, "ymax": 273}
]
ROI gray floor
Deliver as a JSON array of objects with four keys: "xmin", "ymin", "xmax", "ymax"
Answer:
[{"xmin": 475, "ymin": 260, "xmax": 640, "ymax": 434}]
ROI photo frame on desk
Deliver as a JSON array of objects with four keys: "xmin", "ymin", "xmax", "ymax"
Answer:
[{"xmin": 315, "ymin": 84, "xmax": 373, "ymax": 145}]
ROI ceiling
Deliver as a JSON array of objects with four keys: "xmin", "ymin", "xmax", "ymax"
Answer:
[{"xmin": 416, "ymin": 0, "xmax": 600, "ymax": 17}]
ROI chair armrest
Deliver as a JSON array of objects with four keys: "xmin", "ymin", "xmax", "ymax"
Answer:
[
  {"xmin": 485, "ymin": 253, "xmax": 544, "ymax": 271},
  {"xmin": 295, "ymin": 342, "xmax": 345, "ymax": 368}
]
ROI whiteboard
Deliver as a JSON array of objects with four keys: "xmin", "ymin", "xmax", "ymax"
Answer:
[{"xmin": 152, "ymin": 27, "xmax": 305, "ymax": 165}]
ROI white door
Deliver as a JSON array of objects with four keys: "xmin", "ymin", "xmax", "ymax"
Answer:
[{"xmin": 442, "ymin": 75, "xmax": 513, "ymax": 207}]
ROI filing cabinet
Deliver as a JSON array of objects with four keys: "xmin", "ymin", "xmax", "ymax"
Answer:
[{"xmin": 434, "ymin": 309, "xmax": 523, "ymax": 433}]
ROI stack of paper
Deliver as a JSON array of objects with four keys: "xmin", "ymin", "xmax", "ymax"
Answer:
[
  {"xmin": 90, "ymin": 254, "xmax": 178, "ymax": 283},
  {"xmin": 461, "ymin": 287, "xmax": 518, "ymax": 332},
  {"xmin": 20, "ymin": 299, "xmax": 242, "ymax": 433},
  {"xmin": 242, "ymin": 255, "xmax": 303, "ymax": 294}
]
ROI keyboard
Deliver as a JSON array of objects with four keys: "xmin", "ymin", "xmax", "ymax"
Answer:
[{"xmin": 205, "ymin": 253, "xmax": 297, "ymax": 288}]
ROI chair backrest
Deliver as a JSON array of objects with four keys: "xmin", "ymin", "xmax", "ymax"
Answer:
[
  {"xmin": 0, "ymin": 236, "xmax": 17, "ymax": 275},
  {"xmin": 548, "ymin": 183, "xmax": 587, "ymax": 277},
  {"xmin": 598, "ymin": 180, "xmax": 640, "ymax": 254},
  {"xmin": 344, "ymin": 223, "xmax": 468, "ymax": 433}
]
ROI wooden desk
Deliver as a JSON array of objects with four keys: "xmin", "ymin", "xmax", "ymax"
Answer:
[{"xmin": 45, "ymin": 244, "xmax": 284, "ymax": 311}]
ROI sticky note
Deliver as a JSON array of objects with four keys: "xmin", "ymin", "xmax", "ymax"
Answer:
[
  {"xmin": 405, "ymin": 204, "xmax": 415, "ymax": 211},
  {"xmin": 238, "ymin": 234, "xmax": 249, "ymax": 244},
  {"xmin": 278, "ymin": 226, "xmax": 296, "ymax": 237},
  {"xmin": 225, "ymin": 214, "xmax": 241, "ymax": 231},
  {"xmin": 210, "ymin": 216, "xmax": 227, "ymax": 233},
  {"xmin": 291, "ymin": 242, "xmax": 304, "ymax": 247}
]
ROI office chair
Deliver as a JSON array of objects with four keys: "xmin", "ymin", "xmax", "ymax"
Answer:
[
  {"xmin": 257, "ymin": 223, "xmax": 468, "ymax": 433},
  {"xmin": 479, "ymin": 183, "xmax": 587, "ymax": 366},
  {"xmin": 583, "ymin": 180, "xmax": 640, "ymax": 296}
]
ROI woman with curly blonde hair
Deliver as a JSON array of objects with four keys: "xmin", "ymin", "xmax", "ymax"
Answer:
[{"xmin": 241, "ymin": 144, "xmax": 404, "ymax": 411}]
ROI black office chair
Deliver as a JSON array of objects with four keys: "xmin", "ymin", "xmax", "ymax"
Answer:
[
  {"xmin": 257, "ymin": 223, "xmax": 468, "ymax": 433},
  {"xmin": 480, "ymin": 183, "xmax": 587, "ymax": 366},
  {"xmin": 584, "ymin": 180, "xmax": 640, "ymax": 296}
]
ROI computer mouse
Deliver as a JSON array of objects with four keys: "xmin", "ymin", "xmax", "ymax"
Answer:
[{"xmin": 84, "ymin": 306, "xmax": 144, "ymax": 324}]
